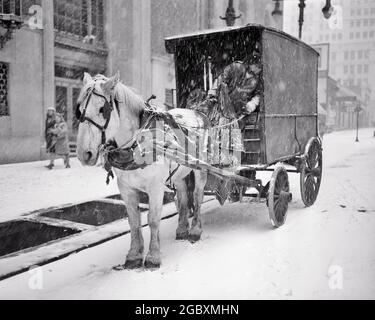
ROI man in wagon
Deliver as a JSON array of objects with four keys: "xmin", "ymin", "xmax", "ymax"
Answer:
[{"xmin": 190, "ymin": 42, "xmax": 262, "ymax": 168}]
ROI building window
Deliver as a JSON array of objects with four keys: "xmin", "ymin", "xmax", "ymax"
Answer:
[
  {"xmin": 0, "ymin": 62, "xmax": 9, "ymax": 117},
  {"xmin": 356, "ymin": 20, "xmax": 361, "ymax": 27},
  {"xmin": 351, "ymin": 51, "xmax": 355, "ymax": 59},
  {"xmin": 358, "ymin": 50, "xmax": 363, "ymax": 59},
  {"xmin": 356, "ymin": 32, "xmax": 360, "ymax": 38},
  {"xmin": 370, "ymin": 30, "xmax": 374, "ymax": 38},
  {"xmin": 344, "ymin": 51, "xmax": 348, "ymax": 59},
  {"xmin": 358, "ymin": 65, "xmax": 363, "ymax": 73},
  {"xmin": 364, "ymin": 64, "xmax": 369, "ymax": 73},
  {"xmin": 338, "ymin": 33, "xmax": 342, "ymax": 40},
  {"xmin": 364, "ymin": 19, "xmax": 369, "ymax": 26},
  {"xmin": 363, "ymin": 31, "xmax": 368, "ymax": 38},
  {"xmin": 21, "ymin": 0, "xmax": 42, "ymax": 16},
  {"xmin": 53, "ymin": 0, "xmax": 105, "ymax": 43},
  {"xmin": 350, "ymin": 32, "xmax": 354, "ymax": 39},
  {"xmin": 0, "ymin": 0, "xmax": 21, "ymax": 15},
  {"xmin": 344, "ymin": 65, "xmax": 348, "ymax": 74},
  {"xmin": 350, "ymin": 65, "xmax": 355, "ymax": 74}
]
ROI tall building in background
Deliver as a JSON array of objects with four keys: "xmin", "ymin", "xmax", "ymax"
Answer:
[{"xmin": 284, "ymin": 0, "xmax": 375, "ymax": 127}]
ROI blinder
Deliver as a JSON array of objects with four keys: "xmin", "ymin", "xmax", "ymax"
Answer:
[
  {"xmin": 75, "ymin": 88, "xmax": 118, "ymax": 145},
  {"xmin": 101, "ymin": 98, "xmax": 113, "ymax": 120}
]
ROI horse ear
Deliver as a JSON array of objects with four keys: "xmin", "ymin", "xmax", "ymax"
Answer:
[
  {"xmin": 102, "ymin": 72, "xmax": 120, "ymax": 94},
  {"xmin": 83, "ymin": 72, "xmax": 92, "ymax": 86}
]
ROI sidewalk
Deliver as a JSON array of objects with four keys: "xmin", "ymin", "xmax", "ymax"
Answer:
[{"xmin": 0, "ymin": 158, "xmax": 119, "ymax": 223}]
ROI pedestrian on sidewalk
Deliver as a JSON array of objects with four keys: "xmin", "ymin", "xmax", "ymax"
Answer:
[
  {"xmin": 46, "ymin": 113, "xmax": 71, "ymax": 169},
  {"xmin": 45, "ymin": 107, "xmax": 58, "ymax": 169}
]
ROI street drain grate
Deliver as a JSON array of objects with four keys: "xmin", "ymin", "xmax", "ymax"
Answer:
[
  {"xmin": 0, "ymin": 220, "xmax": 80, "ymax": 258},
  {"xmin": 41, "ymin": 201, "xmax": 128, "ymax": 226}
]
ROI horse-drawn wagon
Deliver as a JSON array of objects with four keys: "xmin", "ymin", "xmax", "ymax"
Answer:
[
  {"xmin": 75, "ymin": 24, "xmax": 323, "ymax": 269},
  {"xmin": 165, "ymin": 24, "xmax": 323, "ymax": 227}
]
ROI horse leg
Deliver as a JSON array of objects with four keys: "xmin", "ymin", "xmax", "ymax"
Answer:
[
  {"xmin": 189, "ymin": 170, "xmax": 207, "ymax": 243},
  {"xmin": 174, "ymin": 178, "xmax": 190, "ymax": 241},
  {"xmin": 144, "ymin": 185, "xmax": 164, "ymax": 269},
  {"xmin": 186, "ymin": 172, "xmax": 195, "ymax": 218},
  {"xmin": 118, "ymin": 186, "xmax": 144, "ymax": 269}
]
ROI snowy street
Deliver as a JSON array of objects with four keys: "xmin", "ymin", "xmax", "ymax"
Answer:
[{"xmin": 0, "ymin": 128, "xmax": 374, "ymax": 299}]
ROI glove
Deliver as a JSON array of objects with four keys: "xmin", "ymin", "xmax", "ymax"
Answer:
[{"xmin": 244, "ymin": 95, "xmax": 260, "ymax": 114}]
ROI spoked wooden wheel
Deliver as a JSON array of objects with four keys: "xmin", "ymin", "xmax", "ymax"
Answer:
[
  {"xmin": 267, "ymin": 166, "xmax": 291, "ymax": 228},
  {"xmin": 300, "ymin": 137, "xmax": 323, "ymax": 207}
]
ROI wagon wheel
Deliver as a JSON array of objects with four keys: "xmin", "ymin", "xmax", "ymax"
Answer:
[
  {"xmin": 300, "ymin": 137, "xmax": 323, "ymax": 207},
  {"xmin": 267, "ymin": 166, "xmax": 291, "ymax": 228}
]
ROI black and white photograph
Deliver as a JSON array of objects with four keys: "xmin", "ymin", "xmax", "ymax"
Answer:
[{"xmin": 0, "ymin": 0, "xmax": 374, "ymax": 302}]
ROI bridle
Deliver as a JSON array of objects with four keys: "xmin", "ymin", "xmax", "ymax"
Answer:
[{"xmin": 76, "ymin": 85, "xmax": 119, "ymax": 145}]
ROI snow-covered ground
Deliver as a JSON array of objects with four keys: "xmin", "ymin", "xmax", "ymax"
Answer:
[
  {"xmin": 0, "ymin": 128, "xmax": 374, "ymax": 299},
  {"xmin": 0, "ymin": 158, "xmax": 119, "ymax": 223}
]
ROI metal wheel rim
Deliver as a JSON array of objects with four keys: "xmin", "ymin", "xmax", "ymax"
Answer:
[
  {"xmin": 300, "ymin": 138, "xmax": 323, "ymax": 207},
  {"xmin": 268, "ymin": 166, "xmax": 290, "ymax": 228}
]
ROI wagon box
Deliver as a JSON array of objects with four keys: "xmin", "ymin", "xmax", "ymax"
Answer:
[
  {"xmin": 165, "ymin": 24, "xmax": 319, "ymax": 166},
  {"xmin": 165, "ymin": 24, "xmax": 322, "ymax": 227}
]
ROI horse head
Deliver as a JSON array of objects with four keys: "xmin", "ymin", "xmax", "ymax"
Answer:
[{"xmin": 76, "ymin": 72, "xmax": 121, "ymax": 166}]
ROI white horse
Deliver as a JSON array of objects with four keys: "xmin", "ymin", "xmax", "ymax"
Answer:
[{"xmin": 76, "ymin": 72, "xmax": 208, "ymax": 269}]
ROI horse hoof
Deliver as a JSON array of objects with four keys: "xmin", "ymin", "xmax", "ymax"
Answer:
[
  {"xmin": 188, "ymin": 233, "xmax": 201, "ymax": 243},
  {"xmin": 119, "ymin": 259, "xmax": 143, "ymax": 270},
  {"xmin": 144, "ymin": 260, "xmax": 160, "ymax": 270},
  {"xmin": 176, "ymin": 231, "xmax": 189, "ymax": 241}
]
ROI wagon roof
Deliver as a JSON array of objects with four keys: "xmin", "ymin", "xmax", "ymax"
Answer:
[{"xmin": 165, "ymin": 23, "xmax": 318, "ymax": 56}]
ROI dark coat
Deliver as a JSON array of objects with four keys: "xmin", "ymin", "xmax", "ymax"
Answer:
[
  {"xmin": 51, "ymin": 122, "xmax": 69, "ymax": 155},
  {"xmin": 45, "ymin": 116, "xmax": 57, "ymax": 153},
  {"xmin": 219, "ymin": 61, "xmax": 261, "ymax": 116}
]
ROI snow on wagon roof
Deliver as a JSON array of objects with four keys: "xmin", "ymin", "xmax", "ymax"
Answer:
[{"xmin": 165, "ymin": 23, "xmax": 318, "ymax": 55}]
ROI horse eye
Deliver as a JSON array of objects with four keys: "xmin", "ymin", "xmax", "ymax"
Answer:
[{"xmin": 99, "ymin": 107, "xmax": 104, "ymax": 114}]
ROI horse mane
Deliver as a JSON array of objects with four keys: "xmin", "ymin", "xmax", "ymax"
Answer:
[
  {"xmin": 77, "ymin": 73, "xmax": 145, "ymax": 117},
  {"xmin": 114, "ymin": 82, "xmax": 145, "ymax": 116}
]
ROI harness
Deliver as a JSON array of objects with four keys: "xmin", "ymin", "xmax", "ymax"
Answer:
[
  {"xmin": 76, "ymin": 87, "xmax": 180, "ymax": 185},
  {"xmin": 76, "ymin": 87, "xmax": 120, "ymax": 145}
]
